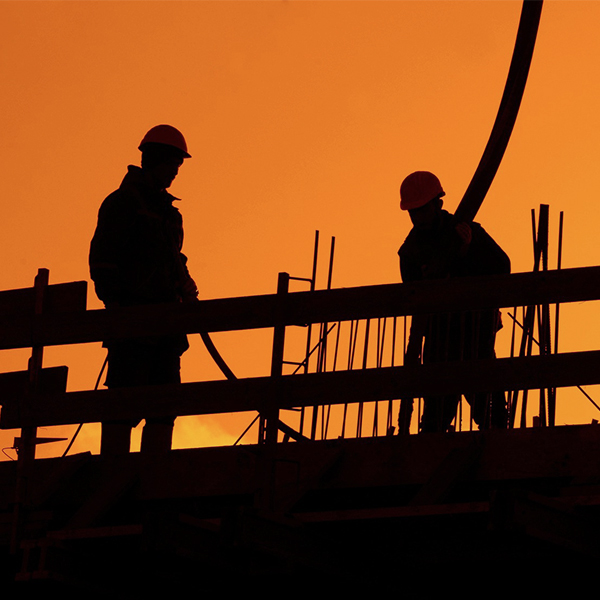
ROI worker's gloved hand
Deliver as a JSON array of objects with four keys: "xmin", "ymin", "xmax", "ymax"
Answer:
[
  {"xmin": 455, "ymin": 222, "xmax": 472, "ymax": 255},
  {"xmin": 398, "ymin": 398, "xmax": 414, "ymax": 435},
  {"xmin": 181, "ymin": 277, "xmax": 199, "ymax": 302},
  {"xmin": 404, "ymin": 340, "xmax": 421, "ymax": 367}
]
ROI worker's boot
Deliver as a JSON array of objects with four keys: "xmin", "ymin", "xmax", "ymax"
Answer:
[
  {"xmin": 100, "ymin": 422, "xmax": 132, "ymax": 455},
  {"xmin": 140, "ymin": 419, "xmax": 174, "ymax": 453}
]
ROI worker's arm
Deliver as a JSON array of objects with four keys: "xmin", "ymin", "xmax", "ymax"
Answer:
[
  {"xmin": 178, "ymin": 252, "xmax": 199, "ymax": 302},
  {"xmin": 89, "ymin": 192, "xmax": 136, "ymax": 306}
]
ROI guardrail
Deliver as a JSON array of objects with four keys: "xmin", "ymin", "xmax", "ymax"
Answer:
[{"xmin": 1, "ymin": 266, "xmax": 600, "ymax": 452}]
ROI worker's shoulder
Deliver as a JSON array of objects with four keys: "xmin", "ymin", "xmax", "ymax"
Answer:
[
  {"xmin": 470, "ymin": 220, "xmax": 505, "ymax": 248},
  {"xmin": 98, "ymin": 185, "xmax": 141, "ymax": 218},
  {"xmin": 100, "ymin": 166, "xmax": 148, "ymax": 209},
  {"xmin": 468, "ymin": 220, "xmax": 511, "ymax": 273},
  {"xmin": 470, "ymin": 219, "xmax": 488, "ymax": 235},
  {"xmin": 398, "ymin": 225, "xmax": 433, "ymax": 258}
]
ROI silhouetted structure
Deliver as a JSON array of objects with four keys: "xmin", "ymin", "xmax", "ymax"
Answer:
[
  {"xmin": 1, "ymin": 263, "xmax": 600, "ymax": 595},
  {"xmin": 0, "ymin": 2, "xmax": 560, "ymax": 594}
]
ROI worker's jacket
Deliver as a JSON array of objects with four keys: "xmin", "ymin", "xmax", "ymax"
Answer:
[
  {"xmin": 398, "ymin": 209, "xmax": 510, "ymax": 363},
  {"xmin": 398, "ymin": 209, "xmax": 510, "ymax": 283},
  {"xmin": 90, "ymin": 165, "xmax": 197, "ymax": 308}
]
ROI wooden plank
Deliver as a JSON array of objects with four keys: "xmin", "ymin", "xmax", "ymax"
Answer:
[
  {"xmin": 1, "ymin": 266, "xmax": 600, "ymax": 350},
  {"xmin": 114, "ymin": 425, "xmax": 600, "ymax": 501},
  {"xmin": 2, "ymin": 424, "xmax": 596, "ymax": 503},
  {"xmin": 0, "ymin": 281, "xmax": 87, "ymax": 317},
  {"xmin": 297, "ymin": 502, "xmax": 491, "ymax": 522},
  {"xmin": 0, "ymin": 367, "xmax": 68, "ymax": 402},
  {"xmin": 2, "ymin": 350, "xmax": 600, "ymax": 429}
]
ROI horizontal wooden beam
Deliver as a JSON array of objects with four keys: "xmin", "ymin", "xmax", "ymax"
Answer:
[
  {"xmin": 1, "ymin": 267, "xmax": 600, "ymax": 350},
  {"xmin": 2, "ymin": 350, "xmax": 600, "ymax": 429}
]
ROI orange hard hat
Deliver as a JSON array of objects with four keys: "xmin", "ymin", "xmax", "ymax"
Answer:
[
  {"xmin": 138, "ymin": 124, "xmax": 191, "ymax": 158},
  {"xmin": 400, "ymin": 171, "xmax": 445, "ymax": 211}
]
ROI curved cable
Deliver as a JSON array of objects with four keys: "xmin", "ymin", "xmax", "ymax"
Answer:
[
  {"xmin": 62, "ymin": 354, "xmax": 108, "ymax": 457},
  {"xmin": 199, "ymin": 331, "xmax": 237, "ymax": 380},
  {"xmin": 454, "ymin": 0, "xmax": 543, "ymax": 224}
]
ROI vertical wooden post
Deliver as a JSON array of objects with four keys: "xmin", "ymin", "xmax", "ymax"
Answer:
[
  {"xmin": 300, "ymin": 231, "xmax": 319, "ymax": 438},
  {"xmin": 537, "ymin": 204, "xmax": 550, "ymax": 427},
  {"xmin": 256, "ymin": 272, "xmax": 288, "ymax": 514},
  {"xmin": 11, "ymin": 268, "xmax": 48, "ymax": 553},
  {"xmin": 548, "ymin": 211, "xmax": 564, "ymax": 427},
  {"xmin": 259, "ymin": 272, "xmax": 289, "ymax": 446},
  {"xmin": 24, "ymin": 268, "xmax": 48, "ymax": 459}
]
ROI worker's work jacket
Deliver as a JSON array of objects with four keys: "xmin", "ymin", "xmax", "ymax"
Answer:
[
  {"xmin": 90, "ymin": 165, "xmax": 197, "ymax": 307},
  {"xmin": 89, "ymin": 166, "xmax": 197, "ymax": 356},
  {"xmin": 398, "ymin": 209, "xmax": 510, "ymax": 363},
  {"xmin": 398, "ymin": 209, "xmax": 510, "ymax": 284}
]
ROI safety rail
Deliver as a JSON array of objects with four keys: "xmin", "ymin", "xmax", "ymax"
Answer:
[{"xmin": 2, "ymin": 266, "xmax": 600, "ymax": 449}]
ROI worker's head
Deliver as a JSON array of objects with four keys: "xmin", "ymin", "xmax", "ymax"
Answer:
[
  {"xmin": 400, "ymin": 171, "xmax": 445, "ymax": 230},
  {"xmin": 139, "ymin": 125, "xmax": 190, "ymax": 190}
]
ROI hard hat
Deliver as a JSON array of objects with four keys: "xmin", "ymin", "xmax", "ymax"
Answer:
[
  {"xmin": 138, "ymin": 124, "xmax": 191, "ymax": 158},
  {"xmin": 400, "ymin": 171, "xmax": 445, "ymax": 211}
]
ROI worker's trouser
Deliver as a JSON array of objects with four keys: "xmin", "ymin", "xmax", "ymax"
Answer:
[
  {"xmin": 418, "ymin": 310, "xmax": 507, "ymax": 433},
  {"xmin": 100, "ymin": 337, "xmax": 184, "ymax": 454}
]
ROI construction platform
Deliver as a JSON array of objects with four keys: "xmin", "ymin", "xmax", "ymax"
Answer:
[
  {"xmin": 1, "ymin": 425, "xmax": 600, "ymax": 597},
  {"xmin": 2, "ymin": 262, "xmax": 600, "ymax": 596}
]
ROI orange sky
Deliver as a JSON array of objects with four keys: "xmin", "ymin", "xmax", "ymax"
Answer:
[{"xmin": 2, "ymin": 1, "xmax": 600, "ymax": 459}]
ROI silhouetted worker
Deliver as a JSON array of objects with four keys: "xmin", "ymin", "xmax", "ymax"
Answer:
[
  {"xmin": 397, "ymin": 171, "xmax": 510, "ymax": 433},
  {"xmin": 89, "ymin": 124, "xmax": 198, "ymax": 454}
]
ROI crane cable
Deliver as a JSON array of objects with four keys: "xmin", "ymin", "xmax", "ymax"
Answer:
[{"xmin": 454, "ymin": 0, "xmax": 543, "ymax": 224}]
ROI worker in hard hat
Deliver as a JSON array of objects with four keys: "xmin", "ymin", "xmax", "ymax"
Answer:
[
  {"xmin": 89, "ymin": 125, "xmax": 198, "ymax": 454},
  {"xmin": 397, "ymin": 171, "xmax": 510, "ymax": 434}
]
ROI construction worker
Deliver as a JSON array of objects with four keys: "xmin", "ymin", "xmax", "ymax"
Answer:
[
  {"xmin": 89, "ymin": 124, "xmax": 198, "ymax": 454},
  {"xmin": 397, "ymin": 171, "xmax": 510, "ymax": 433}
]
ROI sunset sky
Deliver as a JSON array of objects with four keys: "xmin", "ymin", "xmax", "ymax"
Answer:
[{"xmin": 2, "ymin": 0, "xmax": 600, "ymax": 459}]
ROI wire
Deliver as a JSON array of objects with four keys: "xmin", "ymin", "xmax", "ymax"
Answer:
[
  {"xmin": 234, "ymin": 414, "xmax": 259, "ymax": 446},
  {"xmin": 61, "ymin": 354, "xmax": 108, "ymax": 457},
  {"xmin": 507, "ymin": 312, "xmax": 600, "ymax": 414},
  {"xmin": 2, "ymin": 447, "xmax": 16, "ymax": 461}
]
